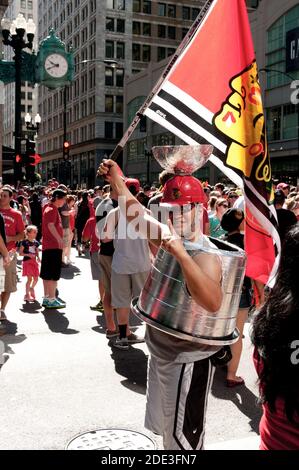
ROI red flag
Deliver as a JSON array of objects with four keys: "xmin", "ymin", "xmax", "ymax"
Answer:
[{"xmin": 143, "ymin": 0, "xmax": 280, "ymax": 285}]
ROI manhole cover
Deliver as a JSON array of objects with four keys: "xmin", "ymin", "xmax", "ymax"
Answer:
[{"xmin": 66, "ymin": 428, "xmax": 156, "ymax": 450}]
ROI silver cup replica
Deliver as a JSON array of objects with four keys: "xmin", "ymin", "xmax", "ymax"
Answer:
[{"xmin": 131, "ymin": 145, "xmax": 246, "ymax": 345}]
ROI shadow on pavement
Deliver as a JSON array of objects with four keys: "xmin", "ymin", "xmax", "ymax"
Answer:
[
  {"xmin": 42, "ymin": 310, "xmax": 79, "ymax": 335},
  {"xmin": 0, "ymin": 332, "xmax": 27, "ymax": 370},
  {"xmin": 109, "ymin": 344, "xmax": 148, "ymax": 395},
  {"xmin": 211, "ymin": 367, "xmax": 262, "ymax": 434},
  {"xmin": 60, "ymin": 264, "xmax": 81, "ymax": 279},
  {"xmin": 19, "ymin": 300, "xmax": 42, "ymax": 314}
]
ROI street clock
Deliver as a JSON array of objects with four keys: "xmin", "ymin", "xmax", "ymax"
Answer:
[{"xmin": 36, "ymin": 29, "xmax": 74, "ymax": 88}]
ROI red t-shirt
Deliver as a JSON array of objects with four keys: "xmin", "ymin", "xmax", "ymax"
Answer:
[
  {"xmin": 82, "ymin": 217, "xmax": 99, "ymax": 253},
  {"xmin": 42, "ymin": 203, "xmax": 63, "ymax": 250},
  {"xmin": 0, "ymin": 207, "xmax": 25, "ymax": 251},
  {"xmin": 253, "ymin": 348, "xmax": 299, "ymax": 450}
]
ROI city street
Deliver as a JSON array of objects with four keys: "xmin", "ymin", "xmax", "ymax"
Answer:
[{"xmin": 0, "ymin": 249, "xmax": 262, "ymax": 450}]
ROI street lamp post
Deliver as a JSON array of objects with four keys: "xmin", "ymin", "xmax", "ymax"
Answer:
[
  {"xmin": 260, "ymin": 67, "xmax": 299, "ymax": 183},
  {"xmin": 1, "ymin": 14, "xmax": 36, "ymax": 185}
]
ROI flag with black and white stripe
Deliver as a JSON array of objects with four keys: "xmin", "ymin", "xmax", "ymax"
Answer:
[{"xmin": 143, "ymin": 0, "xmax": 280, "ymax": 285}]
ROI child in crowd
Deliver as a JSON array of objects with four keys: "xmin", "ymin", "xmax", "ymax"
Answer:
[{"xmin": 19, "ymin": 225, "xmax": 40, "ymax": 301}]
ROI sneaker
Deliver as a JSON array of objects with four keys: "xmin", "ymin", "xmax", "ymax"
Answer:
[
  {"xmin": 90, "ymin": 300, "xmax": 103, "ymax": 311},
  {"xmin": 42, "ymin": 298, "xmax": 50, "ymax": 307},
  {"xmin": 127, "ymin": 333, "xmax": 145, "ymax": 344},
  {"xmin": 56, "ymin": 297, "xmax": 66, "ymax": 306},
  {"xmin": 113, "ymin": 337, "xmax": 129, "ymax": 350},
  {"xmin": 106, "ymin": 329, "xmax": 119, "ymax": 339},
  {"xmin": 45, "ymin": 299, "xmax": 66, "ymax": 309}
]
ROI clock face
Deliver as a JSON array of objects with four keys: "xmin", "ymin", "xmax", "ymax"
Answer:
[{"xmin": 44, "ymin": 53, "xmax": 68, "ymax": 78}]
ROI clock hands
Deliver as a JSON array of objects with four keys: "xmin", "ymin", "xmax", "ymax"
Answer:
[{"xmin": 46, "ymin": 63, "xmax": 59, "ymax": 71}]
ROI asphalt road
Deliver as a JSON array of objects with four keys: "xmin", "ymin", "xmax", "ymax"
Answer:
[{"xmin": 0, "ymin": 249, "xmax": 262, "ymax": 450}]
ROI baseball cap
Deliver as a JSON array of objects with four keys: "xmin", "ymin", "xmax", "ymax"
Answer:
[{"xmin": 276, "ymin": 182, "xmax": 289, "ymax": 190}]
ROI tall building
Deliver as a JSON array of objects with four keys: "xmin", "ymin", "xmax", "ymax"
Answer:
[
  {"xmin": 2, "ymin": 0, "xmax": 38, "ymax": 178},
  {"xmin": 37, "ymin": 0, "xmax": 205, "ymax": 187},
  {"xmin": 125, "ymin": 0, "xmax": 299, "ymax": 186},
  {"xmin": 0, "ymin": 0, "xmax": 11, "ymax": 178}
]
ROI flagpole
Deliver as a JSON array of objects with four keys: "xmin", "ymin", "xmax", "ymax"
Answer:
[{"xmin": 107, "ymin": 0, "xmax": 215, "ymax": 163}]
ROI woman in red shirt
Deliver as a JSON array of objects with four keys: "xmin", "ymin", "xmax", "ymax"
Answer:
[{"xmin": 251, "ymin": 224, "xmax": 299, "ymax": 450}]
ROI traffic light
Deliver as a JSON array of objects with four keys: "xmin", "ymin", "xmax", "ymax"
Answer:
[
  {"xmin": 25, "ymin": 139, "xmax": 36, "ymax": 165},
  {"xmin": 63, "ymin": 141, "xmax": 70, "ymax": 160},
  {"xmin": 25, "ymin": 139, "xmax": 36, "ymax": 182}
]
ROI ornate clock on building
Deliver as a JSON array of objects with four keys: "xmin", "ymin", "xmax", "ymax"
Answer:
[
  {"xmin": 36, "ymin": 29, "xmax": 74, "ymax": 88},
  {"xmin": 44, "ymin": 53, "xmax": 69, "ymax": 78}
]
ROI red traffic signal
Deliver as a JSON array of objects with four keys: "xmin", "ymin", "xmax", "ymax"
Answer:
[
  {"xmin": 63, "ymin": 141, "xmax": 70, "ymax": 160},
  {"xmin": 16, "ymin": 154, "xmax": 22, "ymax": 163},
  {"xmin": 29, "ymin": 154, "xmax": 42, "ymax": 166}
]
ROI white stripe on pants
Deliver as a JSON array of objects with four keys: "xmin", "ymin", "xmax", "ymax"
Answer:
[{"xmin": 145, "ymin": 354, "xmax": 215, "ymax": 450}]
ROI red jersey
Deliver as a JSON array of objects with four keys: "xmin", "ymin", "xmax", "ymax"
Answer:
[
  {"xmin": 253, "ymin": 348, "xmax": 299, "ymax": 450},
  {"xmin": 82, "ymin": 217, "xmax": 99, "ymax": 253},
  {"xmin": 42, "ymin": 203, "xmax": 63, "ymax": 250},
  {"xmin": 0, "ymin": 207, "xmax": 25, "ymax": 251}
]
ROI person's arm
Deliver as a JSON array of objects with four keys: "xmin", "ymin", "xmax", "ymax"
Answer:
[
  {"xmin": 98, "ymin": 160, "xmax": 170, "ymax": 247},
  {"xmin": 6, "ymin": 231, "xmax": 24, "ymax": 243},
  {"xmin": 161, "ymin": 220, "xmax": 222, "ymax": 312},
  {"xmin": 0, "ymin": 234, "xmax": 10, "ymax": 266}
]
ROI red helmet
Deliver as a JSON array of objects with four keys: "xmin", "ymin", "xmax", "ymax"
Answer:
[
  {"xmin": 161, "ymin": 175, "xmax": 206, "ymax": 206},
  {"xmin": 125, "ymin": 177, "xmax": 140, "ymax": 195}
]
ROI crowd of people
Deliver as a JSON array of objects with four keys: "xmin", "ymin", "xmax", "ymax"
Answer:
[{"xmin": 0, "ymin": 169, "xmax": 298, "ymax": 450}]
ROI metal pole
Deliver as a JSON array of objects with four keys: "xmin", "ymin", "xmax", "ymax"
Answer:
[{"xmin": 14, "ymin": 44, "xmax": 22, "ymax": 185}]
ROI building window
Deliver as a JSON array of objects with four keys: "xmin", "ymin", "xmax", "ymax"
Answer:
[
  {"xmin": 106, "ymin": 40, "xmax": 114, "ymax": 58},
  {"xmin": 105, "ymin": 122, "xmax": 114, "ymax": 139},
  {"xmin": 182, "ymin": 6, "xmax": 190, "ymax": 20},
  {"xmin": 283, "ymin": 103, "xmax": 297, "ymax": 139},
  {"xmin": 106, "ymin": 18, "xmax": 114, "ymax": 31},
  {"xmin": 133, "ymin": 43, "xmax": 141, "ymax": 61},
  {"xmin": 157, "ymin": 46, "xmax": 166, "ymax": 61},
  {"xmin": 116, "ymin": 42, "xmax": 125, "ymax": 59},
  {"xmin": 133, "ymin": 21, "xmax": 141, "ymax": 35},
  {"xmin": 168, "ymin": 26, "xmax": 176, "ymax": 40},
  {"xmin": 143, "ymin": 0, "xmax": 151, "ymax": 14},
  {"xmin": 116, "ymin": 96, "xmax": 123, "ymax": 114},
  {"xmin": 143, "ymin": 23, "xmax": 151, "ymax": 36},
  {"xmin": 105, "ymin": 95, "xmax": 114, "ymax": 113},
  {"xmin": 116, "ymin": 68, "xmax": 124, "ymax": 87},
  {"xmin": 266, "ymin": 5, "xmax": 299, "ymax": 89},
  {"xmin": 142, "ymin": 45, "xmax": 151, "ymax": 62},
  {"xmin": 167, "ymin": 48, "xmax": 176, "ymax": 57},
  {"xmin": 182, "ymin": 28, "xmax": 188, "ymax": 39},
  {"xmin": 117, "ymin": 19, "xmax": 125, "ymax": 33},
  {"xmin": 21, "ymin": 0, "xmax": 26, "ymax": 8},
  {"xmin": 267, "ymin": 107, "xmax": 281, "ymax": 141},
  {"xmin": 105, "ymin": 67, "xmax": 114, "ymax": 86},
  {"xmin": 133, "ymin": 0, "xmax": 141, "ymax": 12},
  {"xmin": 192, "ymin": 8, "xmax": 200, "ymax": 20},
  {"xmin": 158, "ymin": 3, "xmax": 166, "ymax": 17},
  {"xmin": 168, "ymin": 4, "xmax": 176, "ymax": 18},
  {"xmin": 158, "ymin": 24, "xmax": 166, "ymax": 38},
  {"xmin": 115, "ymin": 122, "xmax": 123, "ymax": 138}
]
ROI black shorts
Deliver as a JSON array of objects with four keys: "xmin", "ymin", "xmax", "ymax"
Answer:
[{"xmin": 40, "ymin": 249, "xmax": 63, "ymax": 281}]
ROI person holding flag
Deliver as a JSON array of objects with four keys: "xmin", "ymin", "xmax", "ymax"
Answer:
[{"xmin": 98, "ymin": 153, "xmax": 224, "ymax": 451}]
